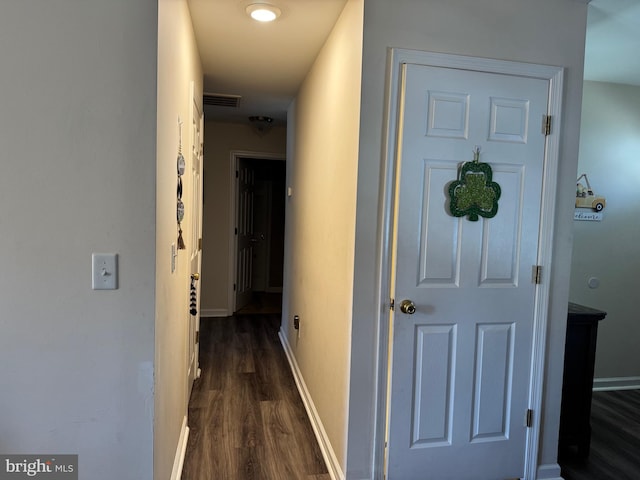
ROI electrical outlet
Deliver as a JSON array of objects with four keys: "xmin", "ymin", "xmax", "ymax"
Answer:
[{"xmin": 293, "ymin": 315, "xmax": 300, "ymax": 330}]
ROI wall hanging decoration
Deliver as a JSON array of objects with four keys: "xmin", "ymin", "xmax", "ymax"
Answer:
[
  {"xmin": 575, "ymin": 173, "xmax": 605, "ymax": 211},
  {"xmin": 176, "ymin": 119, "xmax": 186, "ymax": 249},
  {"xmin": 574, "ymin": 173, "xmax": 605, "ymax": 222},
  {"xmin": 448, "ymin": 146, "xmax": 501, "ymax": 221},
  {"xmin": 189, "ymin": 276, "xmax": 198, "ymax": 316}
]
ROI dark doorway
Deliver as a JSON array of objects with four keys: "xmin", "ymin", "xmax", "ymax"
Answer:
[{"xmin": 235, "ymin": 157, "xmax": 286, "ymax": 313}]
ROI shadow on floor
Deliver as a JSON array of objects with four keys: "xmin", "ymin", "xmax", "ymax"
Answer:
[{"xmin": 235, "ymin": 292, "xmax": 283, "ymax": 315}]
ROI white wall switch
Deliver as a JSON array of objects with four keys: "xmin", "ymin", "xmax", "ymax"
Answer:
[{"xmin": 92, "ymin": 253, "xmax": 118, "ymax": 290}]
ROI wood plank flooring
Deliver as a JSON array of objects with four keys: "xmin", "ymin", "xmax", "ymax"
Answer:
[
  {"xmin": 182, "ymin": 313, "xmax": 330, "ymax": 480},
  {"xmin": 559, "ymin": 389, "xmax": 640, "ymax": 480}
]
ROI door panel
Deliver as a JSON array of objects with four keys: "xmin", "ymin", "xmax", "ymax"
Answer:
[
  {"xmin": 387, "ymin": 63, "xmax": 549, "ymax": 480},
  {"xmin": 411, "ymin": 324, "xmax": 456, "ymax": 447},
  {"xmin": 417, "ymin": 162, "xmax": 461, "ymax": 286},
  {"xmin": 251, "ymin": 179, "xmax": 271, "ymax": 292},
  {"xmin": 235, "ymin": 161, "xmax": 255, "ymax": 311},
  {"xmin": 479, "ymin": 165, "xmax": 523, "ymax": 286},
  {"xmin": 471, "ymin": 322, "xmax": 514, "ymax": 442}
]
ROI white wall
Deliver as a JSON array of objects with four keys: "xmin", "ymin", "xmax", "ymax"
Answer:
[
  {"xmin": 570, "ymin": 81, "xmax": 640, "ymax": 382},
  {"xmin": 282, "ymin": 0, "xmax": 364, "ymax": 474},
  {"xmin": 155, "ymin": 0, "xmax": 203, "ymax": 478},
  {"xmin": 347, "ymin": 0, "xmax": 588, "ymax": 477},
  {"xmin": 0, "ymin": 2, "xmax": 158, "ymax": 479},
  {"xmin": 200, "ymin": 122, "xmax": 286, "ymax": 316}
]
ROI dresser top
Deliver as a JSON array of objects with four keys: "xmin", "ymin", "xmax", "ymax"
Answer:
[{"xmin": 568, "ymin": 302, "xmax": 607, "ymax": 322}]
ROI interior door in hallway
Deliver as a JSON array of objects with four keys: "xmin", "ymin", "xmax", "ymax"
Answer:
[
  {"xmin": 386, "ymin": 62, "xmax": 550, "ymax": 479},
  {"xmin": 188, "ymin": 94, "xmax": 204, "ymax": 390},
  {"xmin": 235, "ymin": 159, "xmax": 256, "ymax": 311}
]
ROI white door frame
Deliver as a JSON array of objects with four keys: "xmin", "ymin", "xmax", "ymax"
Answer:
[
  {"xmin": 228, "ymin": 150, "xmax": 286, "ymax": 314},
  {"xmin": 188, "ymin": 81, "xmax": 204, "ymax": 386},
  {"xmin": 374, "ymin": 49, "xmax": 564, "ymax": 479}
]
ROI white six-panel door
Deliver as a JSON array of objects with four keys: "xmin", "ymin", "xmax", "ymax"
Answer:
[
  {"xmin": 188, "ymin": 94, "xmax": 204, "ymax": 390},
  {"xmin": 386, "ymin": 62, "xmax": 550, "ymax": 480}
]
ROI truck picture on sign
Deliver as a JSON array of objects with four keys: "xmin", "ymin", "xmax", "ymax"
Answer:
[{"xmin": 576, "ymin": 173, "xmax": 606, "ymax": 212}]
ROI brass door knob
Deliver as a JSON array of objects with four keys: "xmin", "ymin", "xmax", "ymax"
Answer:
[
  {"xmin": 399, "ymin": 299, "xmax": 416, "ymax": 315},
  {"xmin": 191, "ymin": 273, "xmax": 200, "ymax": 281}
]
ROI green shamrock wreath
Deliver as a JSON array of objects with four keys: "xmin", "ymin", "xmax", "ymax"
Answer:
[{"xmin": 448, "ymin": 156, "xmax": 501, "ymax": 222}]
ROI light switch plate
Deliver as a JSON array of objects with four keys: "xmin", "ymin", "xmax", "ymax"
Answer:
[{"xmin": 92, "ymin": 253, "xmax": 118, "ymax": 290}]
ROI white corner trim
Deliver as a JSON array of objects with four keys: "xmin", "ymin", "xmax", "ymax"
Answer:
[
  {"xmin": 279, "ymin": 331, "xmax": 345, "ymax": 480},
  {"xmin": 171, "ymin": 415, "xmax": 190, "ymax": 480},
  {"xmin": 537, "ymin": 463, "xmax": 563, "ymax": 480},
  {"xmin": 593, "ymin": 376, "xmax": 640, "ymax": 391},
  {"xmin": 200, "ymin": 308, "xmax": 230, "ymax": 318}
]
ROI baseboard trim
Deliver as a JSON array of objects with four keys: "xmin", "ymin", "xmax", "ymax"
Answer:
[
  {"xmin": 170, "ymin": 415, "xmax": 189, "ymax": 480},
  {"xmin": 279, "ymin": 331, "xmax": 345, "ymax": 480},
  {"xmin": 200, "ymin": 308, "xmax": 230, "ymax": 318},
  {"xmin": 537, "ymin": 463, "xmax": 563, "ymax": 480},
  {"xmin": 593, "ymin": 376, "xmax": 640, "ymax": 391}
]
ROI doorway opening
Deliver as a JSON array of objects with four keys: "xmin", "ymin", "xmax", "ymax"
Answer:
[{"xmin": 230, "ymin": 152, "xmax": 286, "ymax": 314}]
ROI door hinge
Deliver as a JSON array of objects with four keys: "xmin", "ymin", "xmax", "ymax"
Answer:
[
  {"xmin": 532, "ymin": 265, "xmax": 542, "ymax": 284},
  {"xmin": 542, "ymin": 115, "xmax": 552, "ymax": 136},
  {"xmin": 233, "ymin": 283, "xmax": 236, "ymax": 291},
  {"xmin": 236, "ymin": 170, "xmax": 239, "ymax": 178},
  {"xmin": 195, "ymin": 331, "xmax": 200, "ymax": 344},
  {"xmin": 390, "ymin": 298, "xmax": 395, "ymax": 311},
  {"xmin": 526, "ymin": 408, "xmax": 533, "ymax": 428},
  {"xmin": 198, "ymin": 237, "xmax": 202, "ymax": 251}
]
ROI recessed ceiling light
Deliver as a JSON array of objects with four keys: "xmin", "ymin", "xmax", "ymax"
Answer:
[{"xmin": 246, "ymin": 3, "xmax": 281, "ymax": 22}]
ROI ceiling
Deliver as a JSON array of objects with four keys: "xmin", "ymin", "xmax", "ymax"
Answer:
[
  {"xmin": 187, "ymin": 0, "xmax": 348, "ymax": 125},
  {"xmin": 186, "ymin": 0, "xmax": 640, "ymax": 127}
]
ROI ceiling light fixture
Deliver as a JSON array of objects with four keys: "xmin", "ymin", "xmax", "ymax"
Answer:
[
  {"xmin": 246, "ymin": 3, "xmax": 281, "ymax": 22},
  {"xmin": 249, "ymin": 116, "xmax": 274, "ymax": 136}
]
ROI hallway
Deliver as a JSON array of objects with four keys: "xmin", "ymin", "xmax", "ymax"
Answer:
[{"xmin": 182, "ymin": 312, "xmax": 330, "ymax": 480}]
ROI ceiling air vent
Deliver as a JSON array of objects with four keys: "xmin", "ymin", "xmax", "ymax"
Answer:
[{"xmin": 203, "ymin": 93, "xmax": 241, "ymax": 108}]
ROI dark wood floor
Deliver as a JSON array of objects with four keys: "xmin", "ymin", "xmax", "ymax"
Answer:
[
  {"xmin": 235, "ymin": 293, "xmax": 283, "ymax": 316},
  {"xmin": 559, "ymin": 389, "xmax": 640, "ymax": 480},
  {"xmin": 182, "ymin": 312, "xmax": 330, "ymax": 480}
]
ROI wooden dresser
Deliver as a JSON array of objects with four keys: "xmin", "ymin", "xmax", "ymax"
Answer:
[{"xmin": 558, "ymin": 302, "xmax": 607, "ymax": 457}]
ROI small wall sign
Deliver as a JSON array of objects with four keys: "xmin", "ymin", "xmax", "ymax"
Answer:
[{"xmin": 574, "ymin": 210, "xmax": 602, "ymax": 222}]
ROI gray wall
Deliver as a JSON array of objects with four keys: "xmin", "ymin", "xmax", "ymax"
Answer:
[
  {"xmin": 0, "ymin": 2, "xmax": 157, "ymax": 479},
  {"xmin": 570, "ymin": 80, "xmax": 640, "ymax": 382}
]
